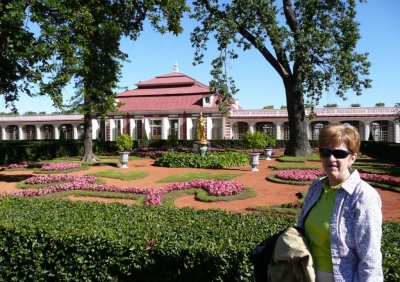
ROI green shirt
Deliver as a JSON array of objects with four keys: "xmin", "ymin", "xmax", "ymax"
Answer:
[{"xmin": 304, "ymin": 180, "xmax": 341, "ymax": 272}]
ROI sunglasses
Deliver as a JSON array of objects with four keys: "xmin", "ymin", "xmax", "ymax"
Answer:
[{"xmin": 319, "ymin": 148, "xmax": 352, "ymax": 159}]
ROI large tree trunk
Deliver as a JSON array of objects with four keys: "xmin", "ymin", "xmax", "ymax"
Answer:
[
  {"xmin": 81, "ymin": 113, "xmax": 98, "ymax": 162},
  {"xmin": 283, "ymin": 80, "xmax": 312, "ymax": 156}
]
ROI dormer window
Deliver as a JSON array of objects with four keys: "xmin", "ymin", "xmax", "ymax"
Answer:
[{"xmin": 203, "ymin": 95, "xmax": 213, "ymax": 107}]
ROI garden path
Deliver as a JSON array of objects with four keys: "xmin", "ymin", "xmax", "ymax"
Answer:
[{"xmin": 0, "ymin": 158, "xmax": 398, "ymax": 221}]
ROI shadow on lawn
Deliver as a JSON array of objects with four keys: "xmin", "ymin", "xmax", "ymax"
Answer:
[{"xmin": 0, "ymin": 174, "xmax": 34, "ymax": 183}]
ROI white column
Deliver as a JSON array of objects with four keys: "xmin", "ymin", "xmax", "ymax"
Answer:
[
  {"xmin": 109, "ymin": 119, "xmax": 115, "ymax": 141},
  {"xmin": 1, "ymin": 126, "xmax": 7, "ymax": 140},
  {"xmin": 92, "ymin": 119, "xmax": 99, "ymax": 139},
  {"xmin": 275, "ymin": 122, "xmax": 282, "ymax": 140},
  {"xmin": 144, "ymin": 118, "xmax": 150, "ymax": 139},
  {"xmin": 130, "ymin": 118, "xmax": 136, "ymax": 138},
  {"xmin": 206, "ymin": 116, "xmax": 212, "ymax": 139},
  {"xmin": 364, "ymin": 122, "xmax": 370, "ymax": 141},
  {"xmin": 306, "ymin": 122, "xmax": 311, "ymax": 139},
  {"xmin": 162, "ymin": 117, "xmax": 169, "ymax": 139},
  {"xmin": 18, "ymin": 125, "xmax": 24, "ymax": 140},
  {"xmin": 72, "ymin": 124, "xmax": 78, "ymax": 139},
  {"xmin": 186, "ymin": 117, "xmax": 193, "ymax": 140},
  {"xmin": 249, "ymin": 122, "xmax": 255, "ymax": 133},
  {"xmin": 35, "ymin": 125, "xmax": 41, "ymax": 140},
  {"xmin": 394, "ymin": 122, "xmax": 400, "ymax": 143},
  {"xmin": 54, "ymin": 125, "xmax": 60, "ymax": 139}
]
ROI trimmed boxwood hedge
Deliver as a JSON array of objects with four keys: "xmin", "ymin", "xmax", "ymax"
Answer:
[
  {"xmin": 0, "ymin": 197, "xmax": 398, "ymax": 281},
  {"xmin": 154, "ymin": 151, "xmax": 249, "ymax": 168},
  {"xmin": 0, "ymin": 197, "xmax": 294, "ymax": 281}
]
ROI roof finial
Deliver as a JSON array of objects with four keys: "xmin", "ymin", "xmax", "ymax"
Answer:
[{"xmin": 173, "ymin": 62, "xmax": 179, "ymax": 72}]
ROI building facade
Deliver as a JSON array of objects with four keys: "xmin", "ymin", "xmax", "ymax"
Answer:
[{"xmin": 0, "ymin": 70, "xmax": 398, "ymax": 143}]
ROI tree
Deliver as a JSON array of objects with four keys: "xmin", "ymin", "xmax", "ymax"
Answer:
[
  {"xmin": 191, "ymin": 0, "xmax": 371, "ymax": 156},
  {"xmin": 31, "ymin": 0, "xmax": 188, "ymax": 162},
  {"xmin": 0, "ymin": 0, "xmax": 61, "ymax": 112}
]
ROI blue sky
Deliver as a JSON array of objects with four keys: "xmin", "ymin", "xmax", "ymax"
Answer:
[{"xmin": 2, "ymin": 0, "xmax": 399, "ymax": 113}]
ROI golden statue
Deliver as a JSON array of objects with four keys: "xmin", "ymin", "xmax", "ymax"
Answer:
[{"xmin": 197, "ymin": 112, "xmax": 207, "ymax": 142}]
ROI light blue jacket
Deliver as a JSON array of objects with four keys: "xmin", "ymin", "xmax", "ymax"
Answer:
[{"xmin": 297, "ymin": 170, "xmax": 383, "ymax": 282}]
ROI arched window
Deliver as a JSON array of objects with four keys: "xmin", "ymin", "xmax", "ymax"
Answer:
[
  {"xmin": 371, "ymin": 121, "xmax": 388, "ymax": 142},
  {"xmin": 232, "ymin": 122, "xmax": 249, "ymax": 139},
  {"xmin": 311, "ymin": 122, "xmax": 328, "ymax": 140},
  {"xmin": 7, "ymin": 125, "xmax": 18, "ymax": 140},
  {"xmin": 78, "ymin": 124, "xmax": 85, "ymax": 139},
  {"xmin": 341, "ymin": 121, "xmax": 360, "ymax": 131},
  {"xmin": 60, "ymin": 124, "xmax": 73, "ymax": 140},
  {"xmin": 24, "ymin": 125, "xmax": 36, "ymax": 140},
  {"xmin": 255, "ymin": 122, "xmax": 274, "ymax": 135},
  {"xmin": 42, "ymin": 125, "xmax": 54, "ymax": 140},
  {"xmin": 283, "ymin": 122, "xmax": 290, "ymax": 140}
]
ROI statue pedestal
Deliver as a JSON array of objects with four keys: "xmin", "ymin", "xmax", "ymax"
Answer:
[{"xmin": 194, "ymin": 140, "xmax": 208, "ymax": 157}]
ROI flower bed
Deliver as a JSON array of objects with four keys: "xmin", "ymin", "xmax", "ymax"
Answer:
[
  {"xmin": 41, "ymin": 163, "xmax": 81, "ymax": 171},
  {"xmin": 275, "ymin": 169, "xmax": 325, "ymax": 181},
  {"xmin": 9, "ymin": 175, "xmax": 246, "ymax": 206},
  {"xmin": 275, "ymin": 169, "xmax": 400, "ymax": 187},
  {"xmin": 8, "ymin": 163, "xmax": 29, "ymax": 169}
]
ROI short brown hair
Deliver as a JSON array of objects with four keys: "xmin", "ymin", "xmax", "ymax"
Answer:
[{"xmin": 318, "ymin": 123, "xmax": 360, "ymax": 155}]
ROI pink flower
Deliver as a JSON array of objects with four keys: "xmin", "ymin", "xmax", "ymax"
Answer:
[
  {"xmin": 276, "ymin": 169, "xmax": 325, "ymax": 181},
  {"xmin": 41, "ymin": 163, "xmax": 81, "ymax": 171},
  {"xmin": 8, "ymin": 175, "xmax": 245, "ymax": 206}
]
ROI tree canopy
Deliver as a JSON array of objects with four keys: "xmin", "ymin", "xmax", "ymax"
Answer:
[
  {"xmin": 0, "ymin": 0, "xmax": 188, "ymax": 161},
  {"xmin": 0, "ymin": 0, "xmax": 57, "ymax": 112},
  {"xmin": 191, "ymin": 0, "xmax": 371, "ymax": 156}
]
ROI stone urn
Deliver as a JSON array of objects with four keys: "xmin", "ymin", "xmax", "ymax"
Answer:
[
  {"xmin": 118, "ymin": 151, "xmax": 130, "ymax": 168},
  {"xmin": 265, "ymin": 148, "xmax": 273, "ymax": 160},
  {"xmin": 248, "ymin": 152, "xmax": 260, "ymax": 172}
]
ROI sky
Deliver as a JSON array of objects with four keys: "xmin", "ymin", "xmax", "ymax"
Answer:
[{"xmin": 2, "ymin": 0, "xmax": 399, "ymax": 114}]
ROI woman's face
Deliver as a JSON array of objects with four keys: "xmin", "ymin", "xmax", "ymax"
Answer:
[{"xmin": 320, "ymin": 143, "xmax": 357, "ymax": 186}]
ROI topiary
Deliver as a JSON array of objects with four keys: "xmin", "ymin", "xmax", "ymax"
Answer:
[{"xmin": 115, "ymin": 134, "xmax": 133, "ymax": 152}]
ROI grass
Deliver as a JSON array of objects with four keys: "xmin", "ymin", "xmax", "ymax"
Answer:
[
  {"xmin": 156, "ymin": 172, "xmax": 243, "ymax": 183},
  {"xmin": 246, "ymin": 206, "xmax": 300, "ymax": 217},
  {"xmin": 276, "ymin": 153, "xmax": 320, "ymax": 163},
  {"xmin": 16, "ymin": 177, "xmax": 106, "ymax": 189},
  {"xmin": 162, "ymin": 187, "xmax": 257, "ymax": 207},
  {"xmin": 268, "ymin": 162, "xmax": 322, "ymax": 170},
  {"xmin": 266, "ymin": 174, "xmax": 312, "ymax": 186},
  {"xmin": 42, "ymin": 190, "xmax": 146, "ymax": 205},
  {"xmin": 90, "ymin": 170, "xmax": 149, "ymax": 181},
  {"xmin": 33, "ymin": 165, "xmax": 91, "ymax": 174}
]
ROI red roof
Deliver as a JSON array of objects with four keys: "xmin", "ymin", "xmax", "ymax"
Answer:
[{"xmin": 116, "ymin": 72, "xmax": 219, "ymax": 112}]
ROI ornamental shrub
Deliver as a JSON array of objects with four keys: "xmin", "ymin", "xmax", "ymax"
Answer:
[
  {"xmin": 154, "ymin": 151, "xmax": 249, "ymax": 168},
  {"xmin": 115, "ymin": 134, "xmax": 133, "ymax": 151}
]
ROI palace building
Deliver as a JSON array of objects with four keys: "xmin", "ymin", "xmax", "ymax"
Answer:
[{"xmin": 0, "ymin": 68, "xmax": 399, "ymax": 144}]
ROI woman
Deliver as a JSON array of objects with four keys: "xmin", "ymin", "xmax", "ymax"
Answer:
[{"xmin": 297, "ymin": 124, "xmax": 383, "ymax": 282}]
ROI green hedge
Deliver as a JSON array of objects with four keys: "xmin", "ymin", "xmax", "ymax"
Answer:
[
  {"xmin": 154, "ymin": 151, "xmax": 249, "ymax": 168},
  {"xmin": 0, "ymin": 197, "xmax": 294, "ymax": 281},
  {"xmin": 0, "ymin": 197, "xmax": 398, "ymax": 281},
  {"xmin": 0, "ymin": 140, "xmax": 113, "ymax": 164},
  {"xmin": 361, "ymin": 141, "xmax": 400, "ymax": 164}
]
